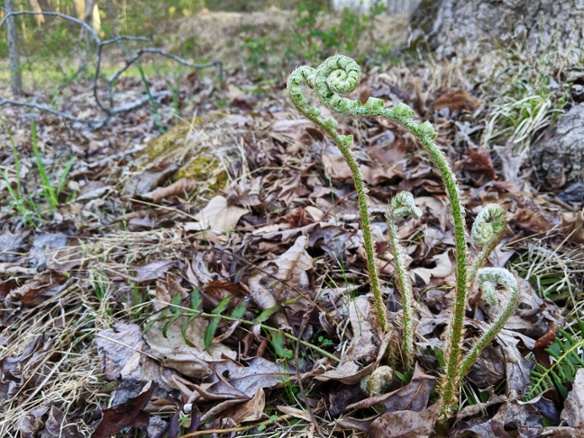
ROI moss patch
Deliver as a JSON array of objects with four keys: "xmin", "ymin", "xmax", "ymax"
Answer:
[{"xmin": 138, "ymin": 112, "xmax": 233, "ymax": 193}]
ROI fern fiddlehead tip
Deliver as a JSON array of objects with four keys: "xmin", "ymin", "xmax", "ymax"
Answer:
[{"xmin": 472, "ymin": 204, "xmax": 506, "ymax": 247}]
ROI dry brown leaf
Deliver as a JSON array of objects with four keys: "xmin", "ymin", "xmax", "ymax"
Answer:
[
  {"xmin": 459, "ymin": 148, "xmax": 496, "ymax": 183},
  {"xmin": 94, "ymin": 323, "xmax": 176, "ymax": 389},
  {"xmin": 202, "ymin": 357, "xmax": 296, "ymax": 400},
  {"xmin": 144, "ymin": 316, "xmax": 235, "ymax": 379},
  {"xmin": 561, "ymin": 209, "xmax": 584, "ymax": 244},
  {"xmin": 560, "ymin": 368, "xmax": 584, "ymax": 428},
  {"xmin": 277, "ymin": 405, "xmax": 313, "ymax": 422},
  {"xmin": 123, "ymin": 161, "xmax": 178, "ymax": 195},
  {"xmin": 92, "ymin": 381, "xmax": 155, "ymax": 438},
  {"xmin": 0, "ymin": 227, "xmax": 30, "ymax": 263},
  {"xmin": 322, "ymin": 143, "xmax": 352, "ymax": 180},
  {"xmin": 368, "ymin": 405, "xmax": 438, "ymax": 438},
  {"xmin": 434, "ymin": 89, "xmax": 482, "ymax": 112},
  {"xmin": 133, "ymin": 260, "xmax": 177, "ymax": 282},
  {"xmin": 347, "ymin": 364, "xmax": 435, "ymax": 412},
  {"xmin": 315, "ymin": 362, "xmax": 376, "ymax": 385},
  {"xmin": 344, "ymin": 295, "xmax": 382, "ymax": 363},
  {"xmin": 247, "ymin": 235, "xmax": 313, "ymax": 330},
  {"xmin": 19, "ymin": 405, "xmax": 83, "ymax": 438},
  {"xmin": 0, "ymin": 335, "xmax": 51, "ymax": 400},
  {"xmin": 9, "ymin": 270, "xmax": 67, "ymax": 307},
  {"xmin": 226, "ymin": 387, "xmax": 266, "ymax": 423},
  {"xmin": 43, "ymin": 237, "xmax": 84, "ymax": 272},
  {"xmin": 412, "ymin": 252, "xmax": 452, "ymax": 285},
  {"xmin": 270, "ymin": 119, "xmax": 323, "ymax": 146},
  {"xmin": 142, "ymin": 177, "xmax": 199, "ymax": 202},
  {"xmin": 186, "ymin": 195, "xmax": 247, "ymax": 232}
]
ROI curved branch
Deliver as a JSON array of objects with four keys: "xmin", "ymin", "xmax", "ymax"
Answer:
[{"xmin": 0, "ymin": 11, "xmax": 100, "ymax": 43}]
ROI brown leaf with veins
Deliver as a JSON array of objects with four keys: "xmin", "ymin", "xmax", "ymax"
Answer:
[
  {"xmin": 144, "ymin": 316, "xmax": 235, "ymax": 379},
  {"xmin": 94, "ymin": 323, "xmax": 177, "ymax": 390},
  {"xmin": 204, "ymin": 357, "xmax": 296, "ymax": 399},
  {"xmin": 225, "ymin": 387, "xmax": 266, "ymax": 423},
  {"xmin": 9, "ymin": 270, "xmax": 67, "ymax": 307}
]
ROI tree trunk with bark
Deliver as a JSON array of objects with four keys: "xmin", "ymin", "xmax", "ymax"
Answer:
[
  {"xmin": 5, "ymin": 0, "xmax": 22, "ymax": 97},
  {"xmin": 410, "ymin": 0, "xmax": 584, "ymax": 63}
]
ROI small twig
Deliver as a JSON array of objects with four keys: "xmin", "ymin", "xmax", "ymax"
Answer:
[
  {"xmin": 178, "ymin": 414, "xmax": 292, "ymax": 437},
  {"xmin": 0, "ymin": 96, "xmax": 100, "ymax": 125}
]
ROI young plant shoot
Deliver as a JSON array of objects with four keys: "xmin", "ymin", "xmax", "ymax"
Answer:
[{"xmin": 287, "ymin": 54, "xmax": 519, "ymax": 420}]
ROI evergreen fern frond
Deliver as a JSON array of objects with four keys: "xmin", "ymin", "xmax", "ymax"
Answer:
[{"xmin": 526, "ymin": 320, "xmax": 584, "ymax": 400}]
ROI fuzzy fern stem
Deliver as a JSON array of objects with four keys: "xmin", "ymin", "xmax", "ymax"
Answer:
[{"xmin": 387, "ymin": 192, "xmax": 422, "ymax": 370}]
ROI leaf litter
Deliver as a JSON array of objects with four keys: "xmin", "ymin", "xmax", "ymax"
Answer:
[{"xmin": 0, "ymin": 37, "xmax": 583, "ymax": 438}]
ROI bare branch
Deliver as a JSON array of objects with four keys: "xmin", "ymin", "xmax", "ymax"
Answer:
[
  {"xmin": 0, "ymin": 9, "xmax": 223, "ymax": 130},
  {"xmin": 0, "ymin": 11, "xmax": 101, "ymax": 44}
]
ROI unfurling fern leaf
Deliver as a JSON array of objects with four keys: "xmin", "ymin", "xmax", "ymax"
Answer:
[{"xmin": 526, "ymin": 318, "xmax": 584, "ymax": 400}]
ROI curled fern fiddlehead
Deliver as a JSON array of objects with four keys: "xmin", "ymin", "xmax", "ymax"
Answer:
[
  {"xmin": 459, "ymin": 267, "xmax": 520, "ymax": 377},
  {"xmin": 469, "ymin": 204, "xmax": 507, "ymax": 287},
  {"xmin": 387, "ymin": 192, "xmax": 422, "ymax": 369}
]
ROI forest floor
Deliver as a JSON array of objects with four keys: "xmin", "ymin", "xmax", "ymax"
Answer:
[{"xmin": 1, "ymin": 9, "xmax": 584, "ymax": 438}]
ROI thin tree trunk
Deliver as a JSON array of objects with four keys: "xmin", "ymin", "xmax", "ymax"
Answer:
[
  {"xmin": 106, "ymin": 0, "xmax": 118, "ymax": 35},
  {"xmin": 5, "ymin": 0, "xmax": 22, "ymax": 97},
  {"xmin": 28, "ymin": 0, "xmax": 45, "ymax": 27}
]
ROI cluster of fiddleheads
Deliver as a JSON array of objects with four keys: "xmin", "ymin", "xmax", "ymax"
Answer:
[{"xmin": 287, "ymin": 55, "xmax": 519, "ymax": 420}]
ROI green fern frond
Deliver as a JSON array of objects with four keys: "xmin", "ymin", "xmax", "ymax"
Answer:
[{"xmin": 526, "ymin": 320, "xmax": 584, "ymax": 400}]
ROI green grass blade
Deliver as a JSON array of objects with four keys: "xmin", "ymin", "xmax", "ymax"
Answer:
[
  {"xmin": 204, "ymin": 295, "xmax": 233, "ymax": 353},
  {"xmin": 56, "ymin": 156, "xmax": 76, "ymax": 197},
  {"xmin": 31, "ymin": 121, "xmax": 58, "ymax": 210}
]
